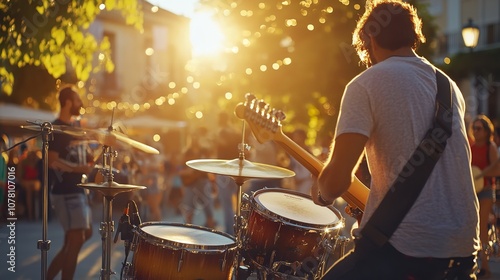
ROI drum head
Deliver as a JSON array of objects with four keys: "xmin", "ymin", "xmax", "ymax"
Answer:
[
  {"xmin": 138, "ymin": 222, "xmax": 235, "ymax": 249},
  {"xmin": 254, "ymin": 188, "xmax": 341, "ymax": 228}
]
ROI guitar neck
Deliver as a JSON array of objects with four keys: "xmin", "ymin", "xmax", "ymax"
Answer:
[{"xmin": 273, "ymin": 132, "xmax": 368, "ymax": 212}]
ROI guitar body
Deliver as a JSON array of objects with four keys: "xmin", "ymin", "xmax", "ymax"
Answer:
[{"xmin": 234, "ymin": 96, "xmax": 369, "ymax": 219}]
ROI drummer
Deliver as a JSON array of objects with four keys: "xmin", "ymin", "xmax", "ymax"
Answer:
[{"xmin": 47, "ymin": 87, "xmax": 93, "ymax": 280}]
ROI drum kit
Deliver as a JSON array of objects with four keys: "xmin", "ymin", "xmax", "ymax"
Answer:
[{"xmin": 20, "ymin": 119, "xmax": 352, "ymax": 280}]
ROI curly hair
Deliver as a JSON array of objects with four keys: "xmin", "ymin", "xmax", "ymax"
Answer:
[{"xmin": 352, "ymin": 0, "xmax": 426, "ymax": 67}]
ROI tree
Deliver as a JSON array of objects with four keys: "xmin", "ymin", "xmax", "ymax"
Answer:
[
  {"xmin": 196, "ymin": 0, "xmax": 437, "ymax": 144},
  {"xmin": 0, "ymin": 0, "xmax": 143, "ymax": 110}
]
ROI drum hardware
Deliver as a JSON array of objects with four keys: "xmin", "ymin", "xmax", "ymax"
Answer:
[
  {"xmin": 186, "ymin": 121, "xmax": 296, "ymax": 279},
  {"xmin": 186, "ymin": 154, "xmax": 295, "ymax": 280},
  {"xmin": 79, "ymin": 143, "xmax": 146, "ymax": 280}
]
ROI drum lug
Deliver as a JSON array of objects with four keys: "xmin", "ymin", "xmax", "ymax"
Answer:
[
  {"xmin": 177, "ymin": 249, "xmax": 185, "ymax": 272},
  {"xmin": 220, "ymin": 250, "xmax": 228, "ymax": 271},
  {"xmin": 269, "ymin": 250, "xmax": 276, "ymax": 268},
  {"xmin": 335, "ymin": 235, "xmax": 350, "ymax": 257},
  {"xmin": 273, "ymin": 223, "xmax": 281, "ymax": 244}
]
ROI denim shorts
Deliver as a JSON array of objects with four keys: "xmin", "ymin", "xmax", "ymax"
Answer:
[{"xmin": 51, "ymin": 193, "xmax": 91, "ymax": 231}]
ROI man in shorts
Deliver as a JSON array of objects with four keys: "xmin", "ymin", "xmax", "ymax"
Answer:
[{"xmin": 47, "ymin": 87, "xmax": 93, "ymax": 280}]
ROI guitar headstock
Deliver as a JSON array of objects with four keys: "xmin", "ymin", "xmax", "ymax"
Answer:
[{"xmin": 234, "ymin": 93, "xmax": 286, "ymax": 144}]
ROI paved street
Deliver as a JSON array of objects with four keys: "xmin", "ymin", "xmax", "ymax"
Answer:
[{"xmin": 1, "ymin": 196, "xmax": 500, "ymax": 280}]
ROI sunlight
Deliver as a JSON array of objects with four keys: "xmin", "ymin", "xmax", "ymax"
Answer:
[{"xmin": 190, "ymin": 12, "xmax": 225, "ymax": 57}]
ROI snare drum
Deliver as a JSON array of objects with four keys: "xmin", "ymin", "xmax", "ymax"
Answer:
[
  {"xmin": 242, "ymin": 188, "xmax": 344, "ymax": 278},
  {"xmin": 130, "ymin": 222, "xmax": 237, "ymax": 280}
]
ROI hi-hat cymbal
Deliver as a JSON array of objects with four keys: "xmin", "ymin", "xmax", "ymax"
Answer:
[
  {"xmin": 78, "ymin": 181, "xmax": 146, "ymax": 196},
  {"xmin": 186, "ymin": 158, "xmax": 295, "ymax": 179}
]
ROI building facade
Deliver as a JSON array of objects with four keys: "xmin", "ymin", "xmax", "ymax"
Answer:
[{"xmin": 426, "ymin": 0, "xmax": 500, "ymax": 123}]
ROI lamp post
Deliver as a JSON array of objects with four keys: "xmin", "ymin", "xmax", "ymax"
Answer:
[{"xmin": 461, "ymin": 18, "xmax": 482, "ymax": 115}]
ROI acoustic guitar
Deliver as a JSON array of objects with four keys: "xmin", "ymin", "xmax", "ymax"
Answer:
[
  {"xmin": 471, "ymin": 166, "xmax": 484, "ymax": 193},
  {"xmin": 234, "ymin": 95, "xmax": 369, "ymax": 217}
]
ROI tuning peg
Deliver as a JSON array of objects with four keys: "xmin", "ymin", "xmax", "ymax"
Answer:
[
  {"xmin": 245, "ymin": 93, "xmax": 256, "ymax": 102},
  {"xmin": 274, "ymin": 110, "xmax": 286, "ymax": 123},
  {"xmin": 260, "ymin": 103, "xmax": 270, "ymax": 117},
  {"xmin": 257, "ymin": 99, "xmax": 266, "ymax": 110}
]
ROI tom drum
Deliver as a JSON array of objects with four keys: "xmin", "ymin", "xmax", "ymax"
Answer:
[
  {"xmin": 242, "ymin": 188, "xmax": 344, "ymax": 279},
  {"xmin": 130, "ymin": 222, "xmax": 237, "ymax": 280}
]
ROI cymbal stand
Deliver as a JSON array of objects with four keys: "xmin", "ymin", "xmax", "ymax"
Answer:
[
  {"xmin": 233, "ymin": 129, "xmax": 252, "ymax": 280},
  {"xmin": 99, "ymin": 145, "xmax": 118, "ymax": 280}
]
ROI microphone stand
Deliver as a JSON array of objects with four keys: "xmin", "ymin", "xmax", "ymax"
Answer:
[
  {"xmin": 5, "ymin": 121, "xmax": 55, "ymax": 280},
  {"xmin": 38, "ymin": 122, "xmax": 53, "ymax": 280},
  {"xmin": 3, "ymin": 121, "xmax": 54, "ymax": 280}
]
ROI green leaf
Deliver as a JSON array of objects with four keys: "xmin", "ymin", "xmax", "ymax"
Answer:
[
  {"xmin": 36, "ymin": 6, "xmax": 44, "ymax": 15},
  {"xmin": 51, "ymin": 28, "xmax": 66, "ymax": 46}
]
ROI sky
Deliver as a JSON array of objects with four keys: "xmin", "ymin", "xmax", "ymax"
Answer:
[{"xmin": 148, "ymin": 0, "xmax": 199, "ymax": 18}]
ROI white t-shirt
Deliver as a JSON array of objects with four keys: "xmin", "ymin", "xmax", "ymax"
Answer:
[{"xmin": 336, "ymin": 56, "xmax": 480, "ymax": 258}]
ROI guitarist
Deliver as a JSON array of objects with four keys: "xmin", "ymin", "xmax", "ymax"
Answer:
[{"xmin": 311, "ymin": 1, "xmax": 480, "ymax": 279}]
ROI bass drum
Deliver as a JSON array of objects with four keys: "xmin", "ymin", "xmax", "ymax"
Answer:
[
  {"xmin": 241, "ymin": 188, "xmax": 345, "ymax": 279},
  {"xmin": 129, "ymin": 222, "xmax": 237, "ymax": 280}
]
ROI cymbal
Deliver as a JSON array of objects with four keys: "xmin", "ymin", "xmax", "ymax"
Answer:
[
  {"xmin": 78, "ymin": 181, "xmax": 146, "ymax": 196},
  {"xmin": 21, "ymin": 124, "xmax": 87, "ymax": 137},
  {"xmin": 89, "ymin": 128, "xmax": 160, "ymax": 155},
  {"xmin": 186, "ymin": 158, "xmax": 295, "ymax": 180},
  {"xmin": 22, "ymin": 123, "xmax": 160, "ymax": 154}
]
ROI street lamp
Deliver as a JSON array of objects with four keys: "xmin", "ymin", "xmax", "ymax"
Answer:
[
  {"xmin": 461, "ymin": 18, "xmax": 483, "ymax": 115},
  {"xmin": 462, "ymin": 18, "xmax": 480, "ymax": 50}
]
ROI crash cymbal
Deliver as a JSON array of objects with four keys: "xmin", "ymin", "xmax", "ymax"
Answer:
[
  {"xmin": 21, "ymin": 124, "xmax": 87, "ymax": 137},
  {"xmin": 186, "ymin": 158, "xmax": 295, "ymax": 179},
  {"xmin": 88, "ymin": 128, "xmax": 160, "ymax": 155},
  {"xmin": 22, "ymin": 123, "xmax": 159, "ymax": 154},
  {"xmin": 78, "ymin": 181, "xmax": 146, "ymax": 196}
]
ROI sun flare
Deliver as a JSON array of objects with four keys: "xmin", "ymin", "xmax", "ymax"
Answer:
[{"xmin": 190, "ymin": 12, "xmax": 224, "ymax": 57}]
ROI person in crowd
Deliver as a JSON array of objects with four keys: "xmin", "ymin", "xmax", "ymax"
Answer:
[
  {"xmin": 165, "ymin": 152, "xmax": 185, "ymax": 216},
  {"xmin": 47, "ymin": 87, "xmax": 93, "ymax": 280},
  {"xmin": 470, "ymin": 115, "xmax": 498, "ymax": 278},
  {"xmin": 246, "ymin": 134, "xmax": 283, "ymax": 193},
  {"xmin": 179, "ymin": 128, "xmax": 217, "ymax": 228},
  {"xmin": 311, "ymin": 1, "xmax": 479, "ymax": 279},
  {"xmin": 140, "ymin": 155, "xmax": 165, "ymax": 221},
  {"xmin": 214, "ymin": 111, "xmax": 241, "ymax": 235},
  {"xmin": 0, "ymin": 134, "xmax": 8, "ymax": 220},
  {"xmin": 18, "ymin": 149, "xmax": 41, "ymax": 220}
]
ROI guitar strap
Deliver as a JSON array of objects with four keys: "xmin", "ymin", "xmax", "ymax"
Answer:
[{"xmin": 359, "ymin": 69, "xmax": 453, "ymax": 251}]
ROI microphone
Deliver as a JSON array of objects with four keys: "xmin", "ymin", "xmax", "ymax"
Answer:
[
  {"xmin": 129, "ymin": 200, "xmax": 141, "ymax": 228},
  {"xmin": 114, "ymin": 205, "xmax": 131, "ymax": 243}
]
